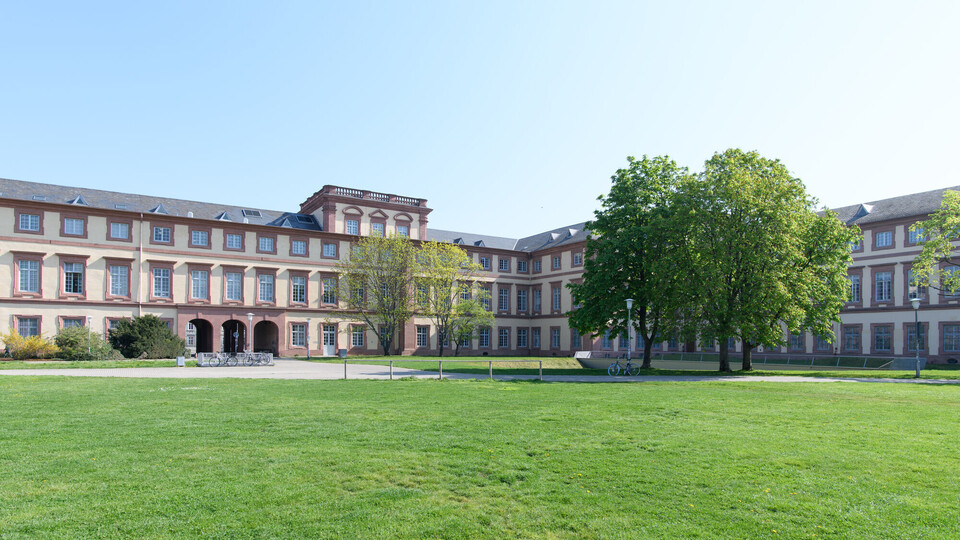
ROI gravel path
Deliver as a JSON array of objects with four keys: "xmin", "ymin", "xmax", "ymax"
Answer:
[{"xmin": 1, "ymin": 358, "xmax": 959, "ymax": 384}]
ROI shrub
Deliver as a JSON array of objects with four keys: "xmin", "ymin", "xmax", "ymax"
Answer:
[
  {"xmin": 1, "ymin": 331, "xmax": 59, "ymax": 360},
  {"xmin": 109, "ymin": 315, "xmax": 186, "ymax": 359},
  {"xmin": 54, "ymin": 326, "xmax": 120, "ymax": 361}
]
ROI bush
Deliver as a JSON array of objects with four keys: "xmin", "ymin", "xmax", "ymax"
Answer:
[
  {"xmin": 108, "ymin": 315, "xmax": 186, "ymax": 359},
  {"xmin": 54, "ymin": 326, "xmax": 120, "ymax": 361},
  {"xmin": 1, "ymin": 331, "xmax": 59, "ymax": 360}
]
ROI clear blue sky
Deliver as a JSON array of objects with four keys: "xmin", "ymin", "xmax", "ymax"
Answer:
[{"xmin": 2, "ymin": 1, "xmax": 958, "ymax": 238}]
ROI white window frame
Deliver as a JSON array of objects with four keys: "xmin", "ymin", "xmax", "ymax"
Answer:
[
  {"xmin": 346, "ymin": 219, "xmax": 359, "ymax": 235},
  {"xmin": 191, "ymin": 230, "xmax": 209, "ymax": 247},
  {"xmin": 110, "ymin": 222, "xmax": 129, "ymax": 239},
  {"xmin": 291, "ymin": 240, "xmax": 307, "ymax": 255},
  {"xmin": 191, "ymin": 270, "xmax": 209, "ymax": 299},
  {"xmin": 19, "ymin": 213, "xmax": 40, "ymax": 231},
  {"xmin": 291, "ymin": 275, "xmax": 307, "ymax": 303},
  {"xmin": 225, "ymin": 271, "xmax": 243, "ymax": 301},
  {"xmin": 258, "ymin": 236, "xmax": 275, "ymax": 253},
  {"xmin": 19, "ymin": 259, "xmax": 40, "ymax": 293},
  {"xmin": 153, "ymin": 226, "xmax": 171, "ymax": 243},
  {"xmin": 258, "ymin": 274, "xmax": 275, "ymax": 302},
  {"xmin": 153, "ymin": 268, "xmax": 171, "ymax": 298},
  {"xmin": 64, "ymin": 262, "xmax": 84, "ymax": 294},
  {"xmin": 64, "ymin": 218, "xmax": 84, "ymax": 236},
  {"xmin": 109, "ymin": 265, "xmax": 128, "ymax": 296},
  {"xmin": 874, "ymin": 272, "xmax": 892, "ymax": 302},
  {"xmin": 226, "ymin": 233, "xmax": 243, "ymax": 250}
]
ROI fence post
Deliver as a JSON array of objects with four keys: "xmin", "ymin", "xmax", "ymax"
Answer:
[
  {"xmin": 439, "ymin": 360, "xmax": 443, "ymax": 380},
  {"xmin": 390, "ymin": 360, "xmax": 393, "ymax": 380},
  {"xmin": 489, "ymin": 361, "xmax": 493, "ymax": 380},
  {"xmin": 539, "ymin": 360, "xmax": 543, "ymax": 381},
  {"xmin": 344, "ymin": 359, "xmax": 347, "ymax": 380}
]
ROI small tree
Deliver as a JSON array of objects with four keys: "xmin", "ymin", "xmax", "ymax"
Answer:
[
  {"xmin": 911, "ymin": 190, "xmax": 960, "ymax": 294},
  {"xmin": 1, "ymin": 330, "xmax": 58, "ymax": 360},
  {"xmin": 449, "ymin": 288, "xmax": 495, "ymax": 356},
  {"xmin": 109, "ymin": 315, "xmax": 186, "ymax": 359},
  {"xmin": 417, "ymin": 241, "xmax": 484, "ymax": 357},
  {"xmin": 337, "ymin": 235, "xmax": 417, "ymax": 355},
  {"xmin": 55, "ymin": 326, "xmax": 118, "ymax": 361}
]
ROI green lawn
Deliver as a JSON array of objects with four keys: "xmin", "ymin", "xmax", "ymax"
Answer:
[
  {"xmin": 0, "ymin": 359, "xmax": 197, "ymax": 370},
  {"xmin": 308, "ymin": 355, "xmax": 960, "ymax": 380},
  {"xmin": 1, "ymin": 377, "xmax": 958, "ymax": 538}
]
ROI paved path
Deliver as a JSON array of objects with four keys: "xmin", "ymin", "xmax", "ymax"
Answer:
[{"xmin": 1, "ymin": 358, "xmax": 959, "ymax": 384}]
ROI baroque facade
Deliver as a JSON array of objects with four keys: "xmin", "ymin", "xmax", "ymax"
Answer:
[{"xmin": 1, "ymin": 177, "xmax": 958, "ymax": 364}]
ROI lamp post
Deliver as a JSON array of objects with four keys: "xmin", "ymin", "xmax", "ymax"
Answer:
[
  {"xmin": 910, "ymin": 298, "xmax": 921, "ymax": 378},
  {"xmin": 626, "ymin": 298, "xmax": 634, "ymax": 362},
  {"xmin": 246, "ymin": 312, "xmax": 254, "ymax": 353},
  {"xmin": 306, "ymin": 317, "xmax": 312, "ymax": 359},
  {"xmin": 86, "ymin": 316, "xmax": 92, "ymax": 355}
]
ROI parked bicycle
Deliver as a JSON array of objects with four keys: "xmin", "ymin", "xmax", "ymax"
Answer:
[{"xmin": 607, "ymin": 358, "xmax": 641, "ymax": 377}]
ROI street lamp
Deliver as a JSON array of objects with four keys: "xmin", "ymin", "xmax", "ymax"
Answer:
[
  {"xmin": 910, "ymin": 297, "xmax": 921, "ymax": 378},
  {"xmin": 86, "ymin": 316, "xmax": 92, "ymax": 355},
  {"xmin": 246, "ymin": 312, "xmax": 255, "ymax": 353},
  {"xmin": 306, "ymin": 317, "xmax": 312, "ymax": 359},
  {"xmin": 625, "ymin": 298, "xmax": 634, "ymax": 362}
]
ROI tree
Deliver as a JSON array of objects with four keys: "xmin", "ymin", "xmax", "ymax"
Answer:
[
  {"xmin": 108, "ymin": 315, "xmax": 186, "ymax": 359},
  {"xmin": 674, "ymin": 149, "xmax": 857, "ymax": 371},
  {"xmin": 417, "ymin": 241, "xmax": 484, "ymax": 357},
  {"xmin": 337, "ymin": 235, "xmax": 417, "ymax": 355},
  {"xmin": 567, "ymin": 155, "xmax": 690, "ymax": 368},
  {"xmin": 55, "ymin": 326, "xmax": 118, "ymax": 361},
  {"xmin": 448, "ymin": 286, "xmax": 495, "ymax": 356},
  {"xmin": 910, "ymin": 190, "xmax": 960, "ymax": 294}
]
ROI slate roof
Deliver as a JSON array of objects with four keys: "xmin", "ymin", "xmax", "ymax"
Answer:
[
  {"xmin": 427, "ymin": 222, "xmax": 591, "ymax": 253},
  {"xmin": 828, "ymin": 186, "xmax": 960, "ymax": 225},
  {"xmin": 0, "ymin": 177, "xmax": 322, "ymax": 230},
  {"xmin": 426, "ymin": 229, "xmax": 520, "ymax": 251}
]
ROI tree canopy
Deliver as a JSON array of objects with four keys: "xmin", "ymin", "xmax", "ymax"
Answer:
[
  {"xmin": 911, "ymin": 190, "xmax": 960, "ymax": 295},
  {"xmin": 417, "ymin": 241, "xmax": 486, "ymax": 357}
]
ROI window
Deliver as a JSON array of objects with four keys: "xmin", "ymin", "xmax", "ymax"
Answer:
[
  {"xmin": 17, "ymin": 317, "xmax": 39, "ymax": 337},
  {"xmin": 552, "ymin": 286, "xmax": 561, "ymax": 311},
  {"xmin": 19, "ymin": 213, "xmax": 40, "ymax": 232},
  {"xmin": 571, "ymin": 328, "xmax": 581, "ymax": 349},
  {"xmin": 619, "ymin": 334, "xmax": 629, "ymax": 349},
  {"xmin": 478, "ymin": 327, "xmax": 490, "ymax": 348},
  {"xmin": 258, "ymin": 236, "xmax": 275, "ymax": 253},
  {"xmin": 153, "ymin": 268, "xmax": 171, "ymax": 298},
  {"xmin": 533, "ymin": 260, "xmax": 542, "ymax": 272},
  {"xmin": 517, "ymin": 289, "xmax": 528, "ymax": 312},
  {"xmin": 498, "ymin": 288, "xmax": 509, "ymax": 311},
  {"xmin": 352, "ymin": 326, "xmax": 365, "ymax": 347},
  {"xmin": 64, "ymin": 218, "xmax": 84, "ymax": 236},
  {"xmin": 602, "ymin": 331, "xmax": 612, "ymax": 349},
  {"xmin": 945, "ymin": 266, "xmax": 960, "ymax": 296},
  {"xmin": 417, "ymin": 326, "xmax": 428, "ymax": 347},
  {"xmin": 371, "ymin": 222, "xmax": 385, "ymax": 237},
  {"xmin": 517, "ymin": 328, "xmax": 528, "ymax": 348},
  {"xmin": 908, "ymin": 269, "xmax": 925, "ymax": 299},
  {"xmin": 480, "ymin": 286, "xmax": 491, "ymax": 310},
  {"xmin": 875, "ymin": 231, "xmax": 893, "ymax": 248},
  {"xmin": 416, "ymin": 283, "xmax": 428, "ymax": 308},
  {"xmin": 61, "ymin": 318, "xmax": 83, "ymax": 329},
  {"xmin": 552, "ymin": 256, "xmax": 561, "ymax": 269},
  {"xmin": 191, "ymin": 230, "xmax": 209, "ymax": 247},
  {"xmin": 291, "ymin": 323, "xmax": 306, "ymax": 347},
  {"xmin": 110, "ymin": 222, "xmax": 129, "ymax": 240},
  {"xmin": 499, "ymin": 328, "xmax": 509, "ymax": 348},
  {"xmin": 843, "ymin": 327, "xmax": 860, "ymax": 352},
  {"xmin": 815, "ymin": 335, "xmax": 832, "ymax": 352},
  {"xmin": 322, "ymin": 278, "xmax": 337, "ymax": 304},
  {"xmin": 498, "ymin": 258, "xmax": 509, "ymax": 272},
  {"xmin": 533, "ymin": 289, "xmax": 542, "ymax": 312},
  {"xmin": 532, "ymin": 328, "xmax": 541, "ymax": 348},
  {"xmin": 573, "ymin": 252, "xmax": 583, "ymax": 266},
  {"xmin": 849, "ymin": 238, "xmax": 862, "ymax": 251},
  {"xmin": 909, "ymin": 227, "xmax": 926, "ymax": 244},
  {"xmin": 396, "ymin": 225, "xmax": 409, "ymax": 237},
  {"xmin": 517, "ymin": 260, "xmax": 527, "ymax": 273},
  {"xmin": 153, "ymin": 226, "xmax": 171, "ymax": 243},
  {"xmin": 873, "ymin": 326, "xmax": 892, "ymax": 352},
  {"xmin": 849, "ymin": 275, "xmax": 861, "ymax": 303},
  {"xmin": 789, "ymin": 333, "xmax": 804, "ymax": 351},
  {"xmin": 225, "ymin": 233, "xmax": 243, "ymax": 250},
  {"xmin": 291, "ymin": 275, "xmax": 307, "ymax": 304},
  {"xmin": 460, "ymin": 334, "xmax": 471, "ymax": 347},
  {"xmin": 944, "ymin": 325, "xmax": 960, "ymax": 353},
  {"xmin": 291, "ymin": 239, "xmax": 307, "ymax": 255},
  {"xmin": 18, "ymin": 260, "xmax": 40, "ymax": 293},
  {"xmin": 109, "ymin": 265, "xmax": 129, "ymax": 297},
  {"xmin": 346, "ymin": 219, "xmax": 359, "ymax": 235},
  {"xmin": 191, "ymin": 270, "xmax": 209, "ymax": 300},
  {"xmin": 874, "ymin": 271, "xmax": 892, "ymax": 302},
  {"xmin": 258, "ymin": 274, "xmax": 275, "ymax": 302},
  {"xmin": 551, "ymin": 328, "xmax": 561, "ymax": 348},
  {"xmin": 480, "ymin": 256, "xmax": 491, "ymax": 271},
  {"xmin": 323, "ymin": 243, "xmax": 337, "ymax": 257},
  {"xmin": 225, "ymin": 271, "xmax": 243, "ymax": 301},
  {"xmin": 64, "ymin": 262, "xmax": 84, "ymax": 295},
  {"xmin": 907, "ymin": 325, "xmax": 925, "ymax": 352},
  {"xmin": 459, "ymin": 284, "xmax": 471, "ymax": 301}
]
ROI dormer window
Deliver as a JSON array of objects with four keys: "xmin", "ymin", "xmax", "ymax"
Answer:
[{"xmin": 242, "ymin": 209, "xmax": 262, "ymax": 218}]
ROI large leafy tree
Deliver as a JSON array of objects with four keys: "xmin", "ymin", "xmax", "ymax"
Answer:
[
  {"xmin": 337, "ymin": 235, "xmax": 417, "ymax": 355},
  {"xmin": 674, "ymin": 149, "xmax": 857, "ymax": 371},
  {"xmin": 448, "ymin": 285, "xmax": 495, "ymax": 356},
  {"xmin": 911, "ymin": 190, "xmax": 960, "ymax": 294},
  {"xmin": 417, "ymin": 241, "xmax": 485, "ymax": 357},
  {"xmin": 567, "ymin": 155, "xmax": 690, "ymax": 368}
]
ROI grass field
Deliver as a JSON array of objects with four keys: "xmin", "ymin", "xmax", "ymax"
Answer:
[
  {"xmin": 0, "ymin": 359, "xmax": 197, "ymax": 370},
  {"xmin": 1, "ymin": 376, "xmax": 959, "ymax": 538}
]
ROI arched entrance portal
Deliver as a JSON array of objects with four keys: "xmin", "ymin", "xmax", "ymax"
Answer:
[
  {"xmin": 253, "ymin": 321, "xmax": 279, "ymax": 355},
  {"xmin": 189, "ymin": 319, "xmax": 214, "ymax": 354},
  {"xmin": 221, "ymin": 320, "xmax": 247, "ymax": 354}
]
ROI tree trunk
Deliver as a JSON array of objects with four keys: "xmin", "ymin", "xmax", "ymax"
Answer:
[
  {"xmin": 382, "ymin": 338, "xmax": 392, "ymax": 356},
  {"xmin": 642, "ymin": 340, "xmax": 653, "ymax": 369},
  {"xmin": 741, "ymin": 343, "xmax": 753, "ymax": 371},
  {"xmin": 718, "ymin": 339, "xmax": 731, "ymax": 372}
]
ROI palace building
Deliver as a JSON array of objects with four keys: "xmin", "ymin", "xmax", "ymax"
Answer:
[{"xmin": 1, "ymin": 177, "xmax": 958, "ymax": 364}]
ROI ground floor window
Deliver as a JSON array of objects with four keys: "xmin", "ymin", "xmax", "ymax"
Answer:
[
  {"xmin": 498, "ymin": 328, "xmax": 509, "ymax": 348},
  {"xmin": 517, "ymin": 328, "xmax": 528, "ymax": 348},
  {"xmin": 873, "ymin": 326, "xmax": 892, "ymax": 352},
  {"xmin": 416, "ymin": 326, "xmax": 428, "ymax": 348},
  {"xmin": 352, "ymin": 326, "xmax": 365, "ymax": 348},
  {"xmin": 291, "ymin": 323, "xmax": 306, "ymax": 347},
  {"xmin": 551, "ymin": 328, "xmax": 561, "ymax": 348},
  {"xmin": 17, "ymin": 317, "xmax": 39, "ymax": 337},
  {"xmin": 843, "ymin": 327, "xmax": 860, "ymax": 352},
  {"xmin": 478, "ymin": 328, "xmax": 490, "ymax": 348},
  {"xmin": 944, "ymin": 325, "xmax": 960, "ymax": 353}
]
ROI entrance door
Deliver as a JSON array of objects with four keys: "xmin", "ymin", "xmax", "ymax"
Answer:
[{"xmin": 322, "ymin": 325, "xmax": 336, "ymax": 356}]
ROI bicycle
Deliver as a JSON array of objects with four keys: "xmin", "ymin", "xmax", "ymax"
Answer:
[{"xmin": 607, "ymin": 358, "xmax": 641, "ymax": 377}]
